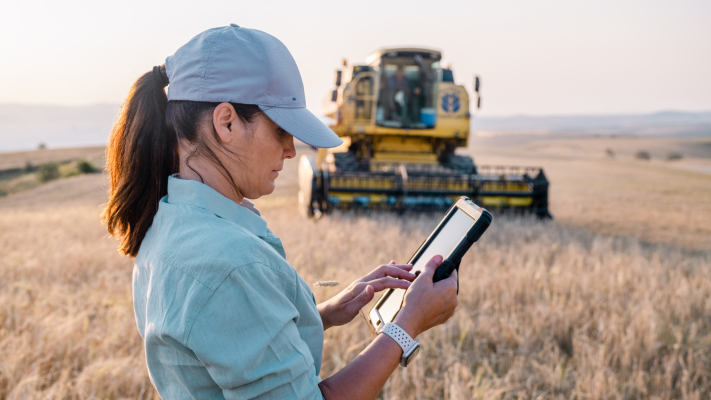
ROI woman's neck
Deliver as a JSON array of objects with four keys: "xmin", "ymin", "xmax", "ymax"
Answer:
[{"xmin": 178, "ymin": 151, "xmax": 244, "ymax": 205}]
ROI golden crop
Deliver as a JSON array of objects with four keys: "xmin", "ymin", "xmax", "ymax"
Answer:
[{"xmin": 1, "ymin": 138, "xmax": 710, "ymax": 398}]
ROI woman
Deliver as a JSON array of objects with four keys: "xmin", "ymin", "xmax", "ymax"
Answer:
[{"xmin": 104, "ymin": 24, "xmax": 459, "ymax": 400}]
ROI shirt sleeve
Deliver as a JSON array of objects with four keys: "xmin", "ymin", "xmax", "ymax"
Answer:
[{"xmin": 186, "ymin": 262, "xmax": 323, "ymax": 400}]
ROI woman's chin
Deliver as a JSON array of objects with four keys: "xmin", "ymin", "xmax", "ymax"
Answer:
[
  {"xmin": 262, "ymin": 182, "xmax": 277, "ymax": 196},
  {"xmin": 242, "ymin": 183, "xmax": 275, "ymax": 200}
]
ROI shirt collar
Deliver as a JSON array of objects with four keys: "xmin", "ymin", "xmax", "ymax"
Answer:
[{"xmin": 166, "ymin": 175, "xmax": 268, "ymax": 238}]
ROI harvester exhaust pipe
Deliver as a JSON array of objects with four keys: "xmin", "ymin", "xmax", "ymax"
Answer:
[{"xmin": 474, "ymin": 76, "xmax": 481, "ymax": 109}]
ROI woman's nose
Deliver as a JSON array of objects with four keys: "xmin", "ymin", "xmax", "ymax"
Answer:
[{"xmin": 283, "ymin": 134, "xmax": 296, "ymax": 159}]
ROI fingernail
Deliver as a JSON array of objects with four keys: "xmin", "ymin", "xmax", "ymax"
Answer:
[{"xmin": 434, "ymin": 255, "xmax": 443, "ymax": 264}]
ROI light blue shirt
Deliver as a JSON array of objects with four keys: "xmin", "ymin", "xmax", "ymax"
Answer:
[{"xmin": 133, "ymin": 176, "xmax": 325, "ymax": 399}]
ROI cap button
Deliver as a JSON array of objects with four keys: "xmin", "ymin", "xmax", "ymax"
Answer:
[{"xmin": 230, "ymin": 23, "xmax": 240, "ymax": 28}]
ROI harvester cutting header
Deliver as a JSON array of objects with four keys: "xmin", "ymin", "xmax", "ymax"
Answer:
[{"xmin": 298, "ymin": 47, "xmax": 552, "ymax": 218}]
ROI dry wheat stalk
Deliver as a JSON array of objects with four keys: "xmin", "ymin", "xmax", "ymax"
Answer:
[{"xmin": 313, "ymin": 280, "xmax": 340, "ymax": 287}]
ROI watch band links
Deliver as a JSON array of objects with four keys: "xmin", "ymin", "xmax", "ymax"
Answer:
[{"xmin": 379, "ymin": 322, "xmax": 415, "ymax": 353}]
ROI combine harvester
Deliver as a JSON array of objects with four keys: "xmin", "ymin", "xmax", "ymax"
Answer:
[{"xmin": 298, "ymin": 48, "xmax": 552, "ymax": 218}]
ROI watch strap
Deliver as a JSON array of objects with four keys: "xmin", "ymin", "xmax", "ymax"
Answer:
[{"xmin": 379, "ymin": 323, "xmax": 416, "ymax": 353}]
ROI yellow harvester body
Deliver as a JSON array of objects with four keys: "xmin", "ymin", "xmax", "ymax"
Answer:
[{"xmin": 298, "ymin": 47, "xmax": 551, "ymax": 217}]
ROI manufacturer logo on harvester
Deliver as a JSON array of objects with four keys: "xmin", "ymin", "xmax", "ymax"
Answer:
[{"xmin": 441, "ymin": 93, "xmax": 460, "ymax": 113}]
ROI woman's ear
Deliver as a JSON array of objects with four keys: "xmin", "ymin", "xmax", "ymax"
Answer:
[{"xmin": 213, "ymin": 103, "xmax": 242, "ymax": 144}]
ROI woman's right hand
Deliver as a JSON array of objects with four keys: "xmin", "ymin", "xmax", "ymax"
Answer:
[
  {"xmin": 393, "ymin": 255, "xmax": 459, "ymax": 338},
  {"xmin": 318, "ymin": 255, "xmax": 459, "ymax": 399}
]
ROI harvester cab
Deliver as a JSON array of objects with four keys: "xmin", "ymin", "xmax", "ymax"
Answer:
[{"xmin": 299, "ymin": 47, "xmax": 552, "ymax": 218}]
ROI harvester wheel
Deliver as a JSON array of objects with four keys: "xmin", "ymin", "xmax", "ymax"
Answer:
[
  {"xmin": 333, "ymin": 151, "xmax": 365, "ymax": 172},
  {"xmin": 298, "ymin": 155, "xmax": 320, "ymax": 219},
  {"xmin": 444, "ymin": 154, "xmax": 477, "ymax": 174}
]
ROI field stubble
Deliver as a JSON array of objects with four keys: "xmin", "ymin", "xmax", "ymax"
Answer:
[
  {"xmin": 466, "ymin": 136, "xmax": 711, "ymax": 251},
  {"xmin": 1, "ymin": 166, "xmax": 710, "ymax": 398},
  {"xmin": 275, "ymin": 208, "xmax": 711, "ymax": 399}
]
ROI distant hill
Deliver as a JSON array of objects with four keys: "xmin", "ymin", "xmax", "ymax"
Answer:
[
  {"xmin": 472, "ymin": 111, "xmax": 711, "ymax": 137},
  {"xmin": 0, "ymin": 104, "xmax": 120, "ymax": 152},
  {"xmin": 1, "ymin": 104, "xmax": 710, "ymax": 153}
]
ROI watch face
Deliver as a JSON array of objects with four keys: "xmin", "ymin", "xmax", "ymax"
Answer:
[{"xmin": 401, "ymin": 344, "xmax": 420, "ymax": 367}]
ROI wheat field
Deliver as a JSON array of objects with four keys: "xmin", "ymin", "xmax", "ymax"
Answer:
[{"xmin": 1, "ymin": 140, "xmax": 710, "ymax": 399}]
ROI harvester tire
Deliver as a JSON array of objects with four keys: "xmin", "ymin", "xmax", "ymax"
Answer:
[
  {"xmin": 333, "ymin": 151, "xmax": 365, "ymax": 172},
  {"xmin": 444, "ymin": 154, "xmax": 477, "ymax": 174},
  {"xmin": 298, "ymin": 155, "xmax": 319, "ymax": 219}
]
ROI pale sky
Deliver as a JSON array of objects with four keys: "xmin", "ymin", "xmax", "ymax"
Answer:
[{"xmin": 1, "ymin": 0, "xmax": 709, "ymax": 116}]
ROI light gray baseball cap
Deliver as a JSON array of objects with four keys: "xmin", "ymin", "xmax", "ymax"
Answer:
[{"xmin": 165, "ymin": 24, "xmax": 342, "ymax": 148}]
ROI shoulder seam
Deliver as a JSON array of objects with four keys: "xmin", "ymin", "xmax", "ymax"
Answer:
[
  {"xmin": 157, "ymin": 251, "xmax": 213, "ymax": 291},
  {"xmin": 158, "ymin": 232, "xmax": 264, "ymax": 291},
  {"xmin": 184, "ymin": 260, "xmax": 293, "ymax": 344}
]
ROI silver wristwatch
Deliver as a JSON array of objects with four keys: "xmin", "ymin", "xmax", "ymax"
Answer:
[{"xmin": 378, "ymin": 323, "xmax": 420, "ymax": 367}]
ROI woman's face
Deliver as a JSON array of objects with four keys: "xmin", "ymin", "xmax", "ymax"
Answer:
[
  {"xmin": 179, "ymin": 103, "xmax": 297, "ymax": 202},
  {"xmin": 225, "ymin": 112, "xmax": 296, "ymax": 200}
]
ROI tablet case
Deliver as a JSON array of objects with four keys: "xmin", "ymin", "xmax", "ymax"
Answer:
[
  {"xmin": 432, "ymin": 213, "xmax": 491, "ymax": 283},
  {"xmin": 365, "ymin": 196, "xmax": 492, "ymax": 336}
]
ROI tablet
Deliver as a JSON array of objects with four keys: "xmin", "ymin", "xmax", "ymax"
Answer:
[{"xmin": 365, "ymin": 197, "xmax": 492, "ymax": 336}]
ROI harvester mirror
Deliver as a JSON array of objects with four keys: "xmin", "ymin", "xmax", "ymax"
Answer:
[
  {"xmin": 331, "ymin": 90, "xmax": 338, "ymax": 102},
  {"xmin": 335, "ymin": 70, "xmax": 342, "ymax": 87},
  {"xmin": 475, "ymin": 76, "xmax": 480, "ymax": 93}
]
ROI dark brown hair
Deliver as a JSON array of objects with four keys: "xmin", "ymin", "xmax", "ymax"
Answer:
[{"xmin": 103, "ymin": 68, "xmax": 260, "ymax": 257}]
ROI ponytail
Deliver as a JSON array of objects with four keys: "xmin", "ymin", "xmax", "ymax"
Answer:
[
  {"xmin": 103, "ymin": 65, "xmax": 177, "ymax": 257},
  {"xmin": 104, "ymin": 66, "xmax": 262, "ymax": 257}
]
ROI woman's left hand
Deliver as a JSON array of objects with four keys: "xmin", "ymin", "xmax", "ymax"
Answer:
[{"xmin": 317, "ymin": 261, "xmax": 416, "ymax": 330}]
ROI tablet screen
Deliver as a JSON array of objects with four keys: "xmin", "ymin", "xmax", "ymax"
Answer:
[{"xmin": 372, "ymin": 208, "xmax": 477, "ymax": 327}]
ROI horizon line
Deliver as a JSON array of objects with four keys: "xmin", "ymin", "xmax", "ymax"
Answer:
[{"xmin": 0, "ymin": 102, "xmax": 710, "ymax": 119}]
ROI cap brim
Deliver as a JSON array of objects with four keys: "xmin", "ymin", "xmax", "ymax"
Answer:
[{"xmin": 260, "ymin": 106, "xmax": 343, "ymax": 148}]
